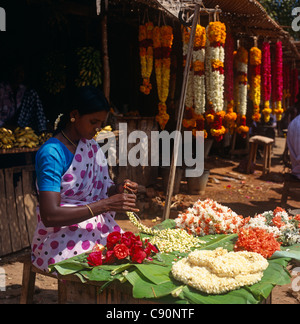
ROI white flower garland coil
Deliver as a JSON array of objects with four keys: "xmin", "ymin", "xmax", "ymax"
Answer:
[{"xmin": 171, "ymin": 247, "xmax": 269, "ymax": 295}]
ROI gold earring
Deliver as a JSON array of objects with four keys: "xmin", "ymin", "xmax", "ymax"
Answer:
[{"xmin": 70, "ymin": 117, "xmax": 76, "ymax": 123}]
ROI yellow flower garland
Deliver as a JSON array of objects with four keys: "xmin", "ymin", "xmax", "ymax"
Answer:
[
  {"xmin": 154, "ymin": 25, "xmax": 173, "ymax": 130},
  {"xmin": 139, "ymin": 22, "xmax": 154, "ymax": 95},
  {"xmin": 250, "ymin": 47, "xmax": 262, "ymax": 123}
]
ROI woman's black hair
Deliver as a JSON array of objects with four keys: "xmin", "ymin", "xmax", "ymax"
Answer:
[{"xmin": 55, "ymin": 86, "xmax": 109, "ymax": 133}]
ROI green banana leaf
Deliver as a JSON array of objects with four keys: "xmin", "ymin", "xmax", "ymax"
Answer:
[{"xmin": 49, "ymin": 220, "xmax": 300, "ymax": 304}]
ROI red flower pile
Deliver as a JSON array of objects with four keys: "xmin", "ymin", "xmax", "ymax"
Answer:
[
  {"xmin": 234, "ymin": 227, "xmax": 281, "ymax": 259},
  {"xmin": 87, "ymin": 231, "xmax": 159, "ymax": 267}
]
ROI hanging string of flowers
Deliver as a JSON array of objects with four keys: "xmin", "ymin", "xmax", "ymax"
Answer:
[
  {"xmin": 261, "ymin": 42, "xmax": 272, "ymax": 123},
  {"xmin": 224, "ymin": 33, "xmax": 237, "ymax": 135},
  {"xmin": 291, "ymin": 67, "xmax": 299, "ymax": 106},
  {"xmin": 139, "ymin": 22, "xmax": 154, "ymax": 95},
  {"xmin": 250, "ymin": 46, "xmax": 262, "ymax": 123},
  {"xmin": 282, "ymin": 63, "xmax": 291, "ymax": 110},
  {"xmin": 273, "ymin": 41, "xmax": 284, "ymax": 121},
  {"xmin": 153, "ymin": 25, "xmax": 173, "ymax": 130},
  {"xmin": 206, "ymin": 21, "xmax": 227, "ymax": 142},
  {"xmin": 182, "ymin": 25, "xmax": 207, "ymax": 138},
  {"xmin": 235, "ymin": 46, "xmax": 249, "ymax": 137},
  {"xmin": 193, "ymin": 24, "xmax": 207, "ymax": 116}
]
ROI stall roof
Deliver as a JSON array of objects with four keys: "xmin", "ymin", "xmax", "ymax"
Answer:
[{"xmin": 107, "ymin": 0, "xmax": 300, "ymax": 60}]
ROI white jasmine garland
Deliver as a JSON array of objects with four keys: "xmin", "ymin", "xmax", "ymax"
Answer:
[{"xmin": 172, "ymin": 247, "xmax": 268, "ymax": 295}]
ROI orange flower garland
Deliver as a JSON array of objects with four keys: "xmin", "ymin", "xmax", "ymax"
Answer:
[
  {"xmin": 154, "ymin": 25, "xmax": 173, "ymax": 130},
  {"xmin": 139, "ymin": 22, "xmax": 154, "ymax": 95},
  {"xmin": 250, "ymin": 47, "xmax": 262, "ymax": 123}
]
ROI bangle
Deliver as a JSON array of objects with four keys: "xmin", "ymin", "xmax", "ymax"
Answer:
[{"xmin": 86, "ymin": 204, "xmax": 95, "ymax": 218}]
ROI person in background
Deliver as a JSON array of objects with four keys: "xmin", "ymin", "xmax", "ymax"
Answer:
[
  {"xmin": 0, "ymin": 64, "xmax": 47, "ymax": 132},
  {"xmin": 287, "ymin": 113, "xmax": 300, "ymax": 180},
  {"xmin": 32, "ymin": 86, "xmax": 139, "ymax": 272}
]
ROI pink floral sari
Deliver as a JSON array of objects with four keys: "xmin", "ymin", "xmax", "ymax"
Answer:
[{"xmin": 31, "ymin": 139, "xmax": 122, "ymax": 272}]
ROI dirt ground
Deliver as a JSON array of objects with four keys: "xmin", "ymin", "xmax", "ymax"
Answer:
[{"xmin": 1, "ymin": 136, "xmax": 300, "ymax": 304}]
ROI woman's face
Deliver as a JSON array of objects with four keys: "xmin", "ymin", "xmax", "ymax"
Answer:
[{"xmin": 74, "ymin": 110, "xmax": 108, "ymax": 140}]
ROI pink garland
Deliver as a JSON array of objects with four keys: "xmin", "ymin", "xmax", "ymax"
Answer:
[
  {"xmin": 262, "ymin": 42, "xmax": 271, "ymax": 102},
  {"xmin": 274, "ymin": 42, "xmax": 283, "ymax": 102},
  {"xmin": 261, "ymin": 42, "xmax": 272, "ymax": 122},
  {"xmin": 274, "ymin": 41, "xmax": 284, "ymax": 120},
  {"xmin": 291, "ymin": 68, "xmax": 299, "ymax": 105}
]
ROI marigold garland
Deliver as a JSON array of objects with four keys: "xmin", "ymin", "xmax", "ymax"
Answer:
[
  {"xmin": 139, "ymin": 22, "xmax": 154, "ymax": 95},
  {"xmin": 250, "ymin": 47, "xmax": 262, "ymax": 123},
  {"xmin": 154, "ymin": 25, "xmax": 173, "ymax": 130},
  {"xmin": 261, "ymin": 42, "xmax": 272, "ymax": 123},
  {"xmin": 206, "ymin": 21, "xmax": 227, "ymax": 142}
]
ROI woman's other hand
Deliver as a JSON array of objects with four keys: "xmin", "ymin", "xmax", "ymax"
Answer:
[{"xmin": 97, "ymin": 193, "xmax": 139, "ymax": 213}]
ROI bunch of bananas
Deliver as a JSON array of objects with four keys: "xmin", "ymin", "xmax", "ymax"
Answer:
[
  {"xmin": 14, "ymin": 127, "xmax": 40, "ymax": 149},
  {"xmin": 94, "ymin": 125, "xmax": 112, "ymax": 139},
  {"xmin": 39, "ymin": 132, "xmax": 53, "ymax": 145},
  {"xmin": 0, "ymin": 128, "xmax": 16, "ymax": 149},
  {"xmin": 75, "ymin": 47, "xmax": 102, "ymax": 88},
  {"xmin": 43, "ymin": 51, "xmax": 67, "ymax": 95}
]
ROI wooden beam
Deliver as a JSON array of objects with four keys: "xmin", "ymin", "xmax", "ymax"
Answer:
[{"xmin": 163, "ymin": 3, "xmax": 201, "ymax": 220}]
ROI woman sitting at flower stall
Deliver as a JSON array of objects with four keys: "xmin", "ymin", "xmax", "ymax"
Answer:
[{"xmin": 31, "ymin": 86, "xmax": 139, "ymax": 272}]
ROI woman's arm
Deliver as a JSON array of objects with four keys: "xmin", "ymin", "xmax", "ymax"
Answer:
[{"xmin": 39, "ymin": 191, "xmax": 139, "ymax": 228}]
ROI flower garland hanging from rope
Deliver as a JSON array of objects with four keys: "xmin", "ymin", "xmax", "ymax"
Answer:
[
  {"xmin": 224, "ymin": 33, "xmax": 237, "ymax": 135},
  {"xmin": 139, "ymin": 22, "xmax": 154, "ymax": 95},
  {"xmin": 261, "ymin": 42, "xmax": 272, "ymax": 123},
  {"xmin": 206, "ymin": 21, "xmax": 226, "ymax": 142},
  {"xmin": 273, "ymin": 41, "xmax": 284, "ymax": 121},
  {"xmin": 154, "ymin": 25, "xmax": 173, "ymax": 130},
  {"xmin": 235, "ymin": 46, "xmax": 249, "ymax": 138},
  {"xmin": 250, "ymin": 45, "xmax": 262, "ymax": 123},
  {"xmin": 282, "ymin": 63, "xmax": 291, "ymax": 110},
  {"xmin": 291, "ymin": 67, "xmax": 299, "ymax": 106},
  {"xmin": 182, "ymin": 24, "xmax": 207, "ymax": 138}
]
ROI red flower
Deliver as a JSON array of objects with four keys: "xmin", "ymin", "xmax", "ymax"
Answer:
[
  {"xmin": 87, "ymin": 251, "xmax": 103, "ymax": 267},
  {"xmin": 113, "ymin": 244, "xmax": 130, "ymax": 260},
  {"xmin": 144, "ymin": 243, "xmax": 159, "ymax": 257},
  {"xmin": 106, "ymin": 231, "xmax": 121, "ymax": 250},
  {"xmin": 105, "ymin": 250, "xmax": 117, "ymax": 265},
  {"xmin": 131, "ymin": 245, "xmax": 147, "ymax": 264},
  {"xmin": 121, "ymin": 232, "xmax": 136, "ymax": 248}
]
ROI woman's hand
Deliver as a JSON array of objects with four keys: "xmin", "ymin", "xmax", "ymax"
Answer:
[
  {"xmin": 96, "ymin": 193, "xmax": 139, "ymax": 213},
  {"xmin": 122, "ymin": 179, "xmax": 138, "ymax": 194}
]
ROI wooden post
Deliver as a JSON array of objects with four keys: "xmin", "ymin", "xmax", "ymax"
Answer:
[
  {"xmin": 101, "ymin": 0, "xmax": 110, "ymax": 101},
  {"xmin": 163, "ymin": 4, "xmax": 201, "ymax": 220}
]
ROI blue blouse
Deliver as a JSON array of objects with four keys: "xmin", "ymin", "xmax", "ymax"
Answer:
[{"xmin": 35, "ymin": 138, "xmax": 74, "ymax": 192}]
